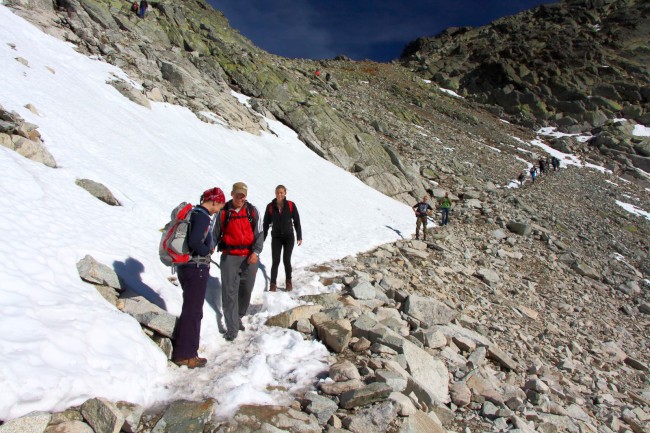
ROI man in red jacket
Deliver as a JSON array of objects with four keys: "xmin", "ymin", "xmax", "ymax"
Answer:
[{"xmin": 214, "ymin": 182, "xmax": 264, "ymax": 341}]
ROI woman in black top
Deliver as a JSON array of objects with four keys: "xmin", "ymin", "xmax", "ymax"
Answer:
[{"xmin": 263, "ymin": 185, "xmax": 302, "ymax": 292}]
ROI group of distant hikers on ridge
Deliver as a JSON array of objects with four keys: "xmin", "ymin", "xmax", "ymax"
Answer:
[
  {"xmin": 161, "ymin": 155, "xmax": 562, "ymax": 369},
  {"xmin": 518, "ymin": 156, "xmax": 561, "ymax": 186}
]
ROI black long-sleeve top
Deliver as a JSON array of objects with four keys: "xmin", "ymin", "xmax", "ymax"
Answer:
[
  {"xmin": 187, "ymin": 205, "xmax": 214, "ymax": 258},
  {"xmin": 263, "ymin": 199, "xmax": 302, "ymax": 241}
]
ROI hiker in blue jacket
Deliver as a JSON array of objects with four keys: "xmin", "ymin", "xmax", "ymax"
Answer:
[
  {"xmin": 171, "ymin": 187, "xmax": 225, "ymax": 369},
  {"xmin": 263, "ymin": 185, "xmax": 302, "ymax": 292},
  {"xmin": 138, "ymin": 0, "xmax": 148, "ymax": 18}
]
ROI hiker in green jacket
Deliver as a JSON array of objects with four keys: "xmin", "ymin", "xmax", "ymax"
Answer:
[{"xmin": 439, "ymin": 192, "xmax": 452, "ymax": 226}]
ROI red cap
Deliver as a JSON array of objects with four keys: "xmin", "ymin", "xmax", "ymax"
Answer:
[{"xmin": 201, "ymin": 187, "xmax": 225, "ymax": 203}]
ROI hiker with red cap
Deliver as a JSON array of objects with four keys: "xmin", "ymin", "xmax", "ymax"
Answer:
[
  {"xmin": 172, "ymin": 187, "xmax": 225, "ymax": 369},
  {"xmin": 263, "ymin": 185, "xmax": 302, "ymax": 292},
  {"xmin": 213, "ymin": 182, "xmax": 264, "ymax": 341}
]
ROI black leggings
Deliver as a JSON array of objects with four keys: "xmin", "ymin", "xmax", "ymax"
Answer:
[{"xmin": 271, "ymin": 235, "xmax": 295, "ymax": 284}]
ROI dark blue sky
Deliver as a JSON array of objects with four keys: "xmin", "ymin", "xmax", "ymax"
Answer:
[{"xmin": 207, "ymin": 0, "xmax": 551, "ymax": 62}]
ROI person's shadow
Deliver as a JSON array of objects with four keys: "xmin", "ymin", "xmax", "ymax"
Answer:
[
  {"xmin": 113, "ymin": 257, "xmax": 166, "ymax": 309},
  {"xmin": 385, "ymin": 225, "xmax": 405, "ymax": 239},
  {"xmin": 258, "ymin": 261, "xmax": 270, "ymax": 291},
  {"xmin": 205, "ymin": 273, "xmax": 226, "ymax": 334}
]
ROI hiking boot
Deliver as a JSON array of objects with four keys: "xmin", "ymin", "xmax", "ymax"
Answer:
[
  {"xmin": 224, "ymin": 333, "xmax": 237, "ymax": 342},
  {"xmin": 286, "ymin": 279, "xmax": 293, "ymax": 291},
  {"xmin": 239, "ymin": 321, "xmax": 245, "ymax": 331},
  {"xmin": 173, "ymin": 356, "xmax": 207, "ymax": 369},
  {"xmin": 269, "ymin": 283, "xmax": 277, "ymax": 292}
]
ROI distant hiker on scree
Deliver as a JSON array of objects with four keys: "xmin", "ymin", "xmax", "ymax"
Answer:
[
  {"xmin": 552, "ymin": 156, "xmax": 560, "ymax": 171},
  {"xmin": 263, "ymin": 185, "xmax": 302, "ymax": 292},
  {"xmin": 213, "ymin": 182, "xmax": 263, "ymax": 342},
  {"xmin": 439, "ymin": 192, "xmax": 452, "ymax": 226},
  {"xmin": 413, "ymin": 195, "xmax": 433, "ymax": 240},
  {"xmin": 530, "ymin": 165, "xmax": 538, "ymax": 183},
  {"xmin": 172, "ymin": 187, "xmax": 225, "ymax": 369},
  {"xmin": 138, "ymin": 0, "xmax": 148, "ymax": 18}
]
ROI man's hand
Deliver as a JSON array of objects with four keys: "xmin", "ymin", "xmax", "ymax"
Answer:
[
  {"xmin": 297, "ymin": 240, "xmax": 303, "ymax": 246},
  {"xmin": 247, "ymin": 252, "xmax": 259, "ymax": 264}
]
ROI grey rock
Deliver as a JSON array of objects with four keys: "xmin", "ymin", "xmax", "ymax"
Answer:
[
  {"xmin": 108, "ymin": 80, "xmax": 151, "ymax": 109},
  {"xmin": 375, "ymin": 369, "xmax": 408, "ymax": 392},
  {"xmin": 295, "ymin": 318, "xmax": 314, "ymax": 334},
  {"xmin": 467, "ymin": 346, "xmax": 487, "ymax": 369},
  {"xmin": 412, "ymin": 329, "xmax": 447, "ymax": 349},
  {"xmin": 452, "ymin": 335, "xmax": 476, "ymax": 352},
  {"xmin": 0, "ymin": 411, "xmax": 51, "ymax": 433},
  {"xmin": 152, "ymin": 336, "xmax": 173, "ymax": 360},
  {"xmin": 624, "ymin": 357, "xmax": 648, "ymax": 371},
  {"xmin": 339, "ymin": 382, "xmax": 393, "ymax": 409},
  {"xmin": 303, "ymin": 391, "xmax": 338, "ymax": 425},
  {"xmin": 81, "ymin": 398, "xmax": 125, "ymax": 433},
  {"xmin": 482, "ymin": 400, "xmax": 500, "ymax": 419},
  {"xmin": 343, "ymin": 401, "xmax": 396, "ymax": 433},
  {"xmin": 120, "ymin": 296, "xmax": 178, "ymax": 338},
  {"xmin": 402, "ymin": 341, "xmax": 450, "ymax": 404},
  {"xmin": 379, "ymin": 275, "xmax": 404, "ymax": 291},
  {"xmin": 115, "ymin": 402, "xmax": 144, "ymax": 433},
  {"xmin": 487, "ymin": 344, "xmax": 520, "ymax": 371},
  {"xmin": 266, "ymin": 305, "xmax": 323, "ymax": 328},
  {"xmin": 313, "ymin": 319, "xmax": 352, "ymax": 353},
  {"xmin": 330, "ymin": 360, "xmax": 361, "ymax": 382},
  {"xmin": 389, "ymin": 392, "xmax": 417, "ymax": 417},
  {"xmin": 233, "ymin": 404, "xmax": 321, "ymax": 433},
  {"xmin": 75, "ymin": 179, "xmax": 121, "ymax": 206},
  {"xmin": 450, "ymin": 381, "xmax": 471, "ymax": 407},
  {"xmin": 320, "ymin": 379, "xmax": 364, "ymax": 395},
  {"xmin": 402, "ymin": 295, "xmax": 458, "ymax": 326},
  {"xmin": 507, "ymin": 221, "xmax": 532, "ymax": 236},
  {"xmin": 300, "ymin": 293, "xmax": 342, "ymax": 310},
  {"xmin": 44, "ymin": 421, "xmax": 94, "ymax": 433},
  {"xmin": 76, "ymin": 255, "xmax": 121, "ymax": 290},
  {"xmin": 524, "ymin": 377, "xmax": 550, "ymax": 393},
  {"xmin": 476, "ymin": 268, "xmax": 500, "ymax": 286},
  {"xmin": 565, "ymin": 404, "xmax": 590, "ymax": 421},
  {"xmin": 571, "ymin": 261, "xmax": 601, "ymax": 280},
  {"xmin": 351, "ymin": 337, "xmax": 372, "ymax": 351},
  {"xmin": 350, "ymin": 281, "xmax": 378, "ymax": 300},
  {"xmin": 2, "ymin": 135, "xmax": 56, "ymax": 168},
  {"xmin": 152, "ymin": 399, "xmax": 215, "ymax": 433},
  {"xmin": 397, "ymin": 410, "xmax": 445, "ymax": 433},
  {"xmin": 639, "ymin": 303, "xmax": 650, "ymax": 315}
]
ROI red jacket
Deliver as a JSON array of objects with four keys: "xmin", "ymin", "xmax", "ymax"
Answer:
[{"xmin": 215, "ymin": 201, "xmax": 263, "ymax": 256}]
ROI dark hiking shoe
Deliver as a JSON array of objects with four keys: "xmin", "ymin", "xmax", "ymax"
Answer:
[
  {"xmin": 173, "ymin": 357, "xmax": 207, "ymax": 369},
  {"xmin": 239, "ymin": 322, "xmax": 245, "ymax": 331},
  {"xmin": 269, "ymin": 283, "xmax": 277, "ymax": 292},
  {"xmin": 286, "ymin": 279, "xmax": 293, "ymax": 291},
  {"xmin": 225, "ymin": 333, "xmax": 237, "ymax": 341}
]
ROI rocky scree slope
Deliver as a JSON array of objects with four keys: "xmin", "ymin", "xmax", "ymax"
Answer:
[{"xmin": 401, "ymin": 0, "xmax": 650, "ymax": 174}]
